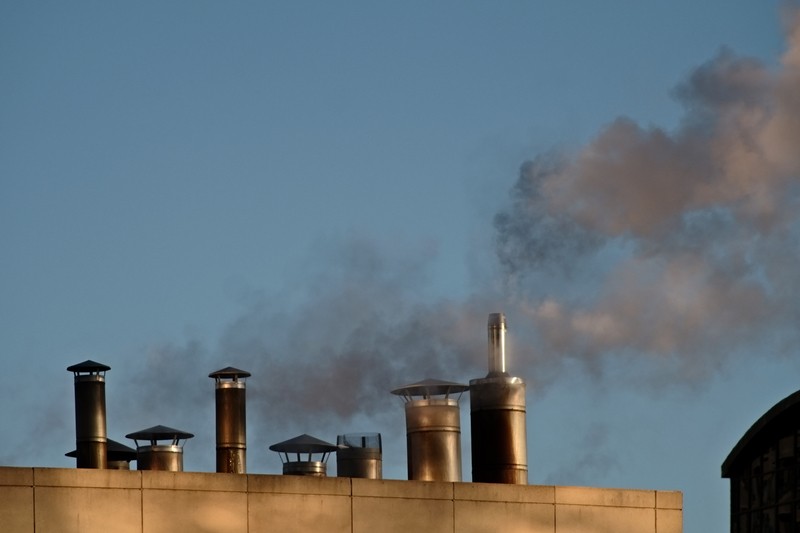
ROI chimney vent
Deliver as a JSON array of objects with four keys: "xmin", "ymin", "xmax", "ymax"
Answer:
[
  {"xmin": 391, "ymin": 379, "xmax": 468, "ymax": 482},
  {"xmin": 269, "ymin": 434, "xmax": 338, "ymax": 477},
  {"xmin": 470, "ymin": 313, "xmax": 528, "ymax": 484},
  {"xmin": 66, "ymin": 438, "xmax": 136, "ymax": 470},
  {"xmin": 209, "ymin": 366, "xmax": 250, "ymax": 474},
  {"xmin": 336, "ymin": 433, "xmax": 382, "ymax": 479},
  {"xmin": 67, "ymin": 360, "xmax": 110, "ymax": 469},
  {"xmin": 126, "ymin": 425, "xmax": 194, "ymax": 472}
]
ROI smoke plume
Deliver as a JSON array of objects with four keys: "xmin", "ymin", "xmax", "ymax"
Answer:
[
  {"xmin": 106, "ymin": 238, "xmax": 490, "ymax": 473},
  {"xmin": 495, "ymin": 9, "xmax": 800, "ymax": 378}
]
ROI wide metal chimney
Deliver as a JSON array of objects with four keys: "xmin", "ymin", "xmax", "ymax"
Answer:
[
  {"xmin": 469, "ymin": 313, "xmax": 528, "ymax": 484},
  {"xmin": 126, "ymin": 425, "xmax": 194, "ymax": 471},
  {"xmin": 269, "ymin": 434, "xmax": 338, "ymax": 477},
  {"xmin": 208, "ymin": 366, "xmax": 250, "ymax": 474},
  {"xmin": 336, "ymin": 433, "xmax": 382, "ymax": 479},
  {"xmin": 391, "ymin": 379, "xmax": 468, "ymax": 482},
  {"xmin": 67, "ymin": 360, "xmax": 110, "ymax": 469},
  {"xmin": 66, "ymin": 438, "xmax": 137, "ymax": 470}
]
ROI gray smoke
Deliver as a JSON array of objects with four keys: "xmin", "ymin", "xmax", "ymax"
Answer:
[
  {"xmin": 494, "ymin": 8, "xmax": 800, "ymax": 378},
  {"xmin": 106, "ymin": 238, "xmax": 490, "ymax": 473},
  {"xmin": 51, "ymin": 6, "xmax": 800, "ymax": 478}
]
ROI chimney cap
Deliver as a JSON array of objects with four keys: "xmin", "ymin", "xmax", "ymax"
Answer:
[
  {"xmin": 391, "ymin": 378, "xmax": 469, "ymax": 399},
  {"xmin": 488, "ymin": 313, "xmax": 507, "ymax": 328},
  {"xmin": 125, "ymin": 425, "xmax": 194, "ymax": 442},
  {"xmin": 67, "ymin": 360, "xmax": 110, "ymax": 373},
  {"xmin": 269, "ymin": 434, "xmax": 338, "ymax": 454},
  {"xmin": 66, "ymin": 438, "xmax": 136, "ymax": 461},
  {"xmin": 208, "ymin": 366, "xmax": 251, "ymax": 379}
]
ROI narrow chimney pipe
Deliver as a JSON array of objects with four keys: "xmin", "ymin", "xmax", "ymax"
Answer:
[
  {"xmin": 488, "ymin": 312, "xmax": 507, "ymax": 375},
  {"xmin": 67, "ymin": 360, "xmax": 110, "ymax": 469},
  {"xmin": 209, "ymin": 367, "xmax": 250, "ymax": 474}
]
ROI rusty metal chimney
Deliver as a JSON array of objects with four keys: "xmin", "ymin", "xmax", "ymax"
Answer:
[
  {"xmin": 391, "ymin": 379, "xmax": 468, "ymax": 482},
  {"xmin": 269, "ymin": 434, "xmax": 338, "ymax": 477},
  {"xmin": 67, "ymin": 360, "xmax": 110, "ymax": 469},
  {"xmin": 336, "ymin": 433, "xmax": 382, "ymax": 479},
  {"xmin": 66, "ymin": 439, "xmax": 137, "ymax": 470},
  {"xmin": 126, "ymin": 425, "xmax": 194, "ymax": 471},
  {"xmin": 469, "ymin": 313, "xmax": 528, "ymax": 484},
  {"xmin": 208, "ymin": 366, "xmax": 250, "ymax": 474}
]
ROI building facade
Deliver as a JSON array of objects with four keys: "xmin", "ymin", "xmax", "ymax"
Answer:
[
  {"xmin": 723, "ymin": 389, "xmax": 800, "ymax": 533},
  {"xmin": 0, "ymin": 466, "xmax": 681, "ymax": 533}
]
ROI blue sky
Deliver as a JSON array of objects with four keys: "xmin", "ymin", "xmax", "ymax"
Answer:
[{"xmin": 2, "ymin": 2, "xmax": 798, "ymax": 531}]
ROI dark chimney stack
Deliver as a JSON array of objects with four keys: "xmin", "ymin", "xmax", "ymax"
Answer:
[
  {"xmin": 469, "ymin": 313, "xmax": 528, "ymax": 484},
  {"xmin": 67, "ymin": 360, "xmax": 110, "ymax": 469},
  {"xmin": 208, "ymin": 367, "xmax": 250, "ymax": 474}
]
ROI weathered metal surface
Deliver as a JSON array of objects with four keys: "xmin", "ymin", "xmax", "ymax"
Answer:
[
  {"xmin": 487, "ymin": 312, "xmax": 507, "ymax": 375},
  {"xmin": 405, "ymin": 398, "xmax": 463, "ymax": 482},
  {"xmin": 469, "ymin": 376, "xmax": 528, "ymax": 484},
  {"xmin": 136, "ymin": 445, "xmax": 184, "ymax": 472},
  {"xmin": 270, "ymin": 434, "xmax": 337, "ymax": 477},
  {"xmin": 336, "ymin": 434, "xmax": 382, "ymax": 479},
  {"xmin": 210, "ymin": 367, "xmax": 249, "ymax": 474},
  {"xmin": 469, "ymin": 314, "xmax": 528, "ymax": 484},
  {"xmin": 126, "ymin": 425, "xmax": 193, "ymax": 472},
  {"xmin": 68, "ymin": 361, "xmax": 110, "ymax": 469}
]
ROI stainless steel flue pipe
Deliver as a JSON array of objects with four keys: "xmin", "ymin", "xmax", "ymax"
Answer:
[
  {"xmin": 391, "ymin": 379, "xmax": 468, "ymax": 482},
  {"xmin": 470, "ymin": 313, "xmax": 528, "ymax": 484},
  {"xmin": 67, "ymin": 360, "xmax": 110, "ymax": 469},
  {"xmin": 209, "ymin": 366, "xmax": 250, "ymax": 474}
]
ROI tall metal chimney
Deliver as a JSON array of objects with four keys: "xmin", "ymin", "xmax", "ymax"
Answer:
[
  {"xmin": 391, "ymin": 379, "xmax": 468, "ymax": 482},
  {"xmin": 336, "ymin": 433, "xmax": 382, "ymax": 479},
  {"xmin": 469, "ymin": 313, "xmax": 528, "ymax": 484},
  {"xmin": 67, "ymin": 360, "xmax": 110, "ymax": 469},
  {"xmin": 269, "ymin": 434, "xmax": 338, "ymax": 477},
  {"xmin": 126, "ymin": 425, "xmax": 194, "ymax": 472},
  {"xmin": 208, "ymin": 366, "xmax": 250, "ymax": 474}
]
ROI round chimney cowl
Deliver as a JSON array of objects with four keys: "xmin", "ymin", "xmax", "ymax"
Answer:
[
  {"xmin": 67, "ymin": 360, "xmax": 111, "ymax": 375},
  {"xmin": 337, "ymin": 433, "xmax": 382, "ymax": 479},
  {"xmin": 126, "ymin": 425, "xmax": 194, "ymax": 472},
  {"xmin": 269, "ymin": 434, "xmax": 338, "ymax": 477},
  {"xmin": 208, "ymin": 366, "xmax": 251, "ymax": 382},
  {"xmin": 66, "ymin": 438, "xmax": 136, "ymax": 470},
  {"xmin": 391, "ymin": 378, "xmax": 468, "ymax": 482}
]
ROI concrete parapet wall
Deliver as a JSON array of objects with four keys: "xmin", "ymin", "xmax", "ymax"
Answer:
[{"xmin": 0, "ymin": 466, "xmax": 681, "ymax": 533}]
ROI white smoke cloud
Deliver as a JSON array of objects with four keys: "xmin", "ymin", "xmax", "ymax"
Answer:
[{"xmin": 495, "ymin": 8, "xmax": 800, "ymax": 377}]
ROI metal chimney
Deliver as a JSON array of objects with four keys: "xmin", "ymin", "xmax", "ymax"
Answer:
[
  {"xmin": 269, "ymin": 434, "xmax": 338, "ymax": 477},
  {"xmin": 208, "ymin": 366, "xmax": 250, "ymax": 474},
  {"xmin": 66, "ymin": 438, "xmax": 137, "ymax": 470},
  {"xmin": 67, "ymin": 360, "xmax": 110, "ymax": 469},
  {"xmin": 469, "ymin": 313, "xmax": 528, "ymax": 484},
  {"xmin": 391, "ymin": 379, "xmax": 468, "ymax": 482},
  {"xmin": 126, "ymin": 425, "xmax": 194, "ymax": 472},
  {"xmin": 336, "ymin": 433, "xmax": 382, "ymax": 479}
]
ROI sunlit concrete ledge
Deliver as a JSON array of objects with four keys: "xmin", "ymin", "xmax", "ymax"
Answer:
[{"xmin": 0, "ymin": 466, "xmax": 682, "ymax": 533}]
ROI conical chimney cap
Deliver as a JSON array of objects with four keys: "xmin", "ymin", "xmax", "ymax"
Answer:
[
  {"xmin": 269, "ymin": 434, "xmax": 338, "ymax": 453},
  {"xmin": 67, "ymin": 360, "xmax": 110, "ymax": 373},
  {"xmin": 208, "ymin": 366, "xmax": 251, "ymax": 379}
]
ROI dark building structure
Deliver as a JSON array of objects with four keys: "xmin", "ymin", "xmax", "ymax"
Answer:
[{"xmin": 723, "ymin": 389, "xmax": 800, "ymax": 533}]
